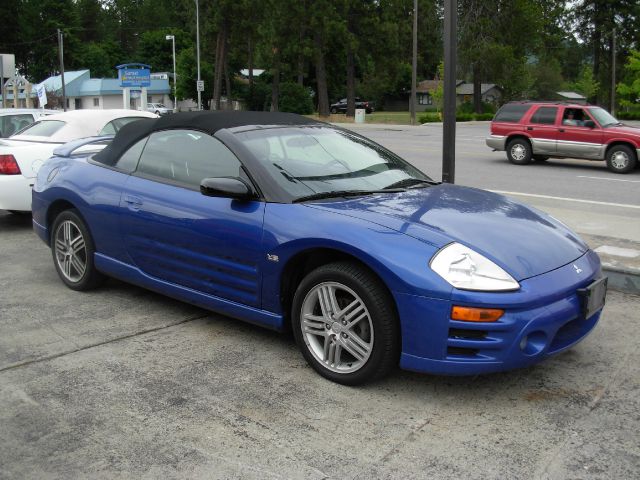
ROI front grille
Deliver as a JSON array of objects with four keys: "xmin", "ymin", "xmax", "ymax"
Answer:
[{"xmin": 449, "ymin": 328, "xmax": 488, "ymax": 340}]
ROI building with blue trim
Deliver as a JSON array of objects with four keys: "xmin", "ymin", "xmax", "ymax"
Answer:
[{"xmin": 10, "ymin": 70, "xmax": 171, "ymax": 110}]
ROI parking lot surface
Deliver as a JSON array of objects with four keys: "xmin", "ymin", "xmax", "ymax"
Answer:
[{"xmin": 1, "ymin": 206, "xmax": 640, "ymax": 479}]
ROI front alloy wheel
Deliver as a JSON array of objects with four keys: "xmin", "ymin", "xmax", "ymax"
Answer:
[
  {"xmin": 301, "ymin": 282, "xmax": 374, "ymax": 374},
  {"xmin": 606, "ymin": 145, "xmax": 637, "ymax": 174},
  {"xmin": 292, "ymin": 262, "xmax": 399, "ymax": 385}
]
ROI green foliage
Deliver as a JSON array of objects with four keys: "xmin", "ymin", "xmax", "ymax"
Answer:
[
  {"xmin": 278, "ymin": 82, "xmax": 314, "ymax": 114},
  {"xmin": 617, "ymin": 109, "xmax": 640, "ymax": 120},
  {"xmin": 565, "ymin": 65, "xmax": 600, "ymax": 100},
  {"xmin": 418, "ymin": 112, "xmax": 441, "ymax": 123},
  {"xmin": 617, "ymin": 50, "xmax": 640, "ymax": 108},
  {"xmin": 458, "ymin": 101, "xmax": 496, "ymax": 114},
  {"xmin": 529, "ymin": 57, "xmax": 565, "ymax": 100}
]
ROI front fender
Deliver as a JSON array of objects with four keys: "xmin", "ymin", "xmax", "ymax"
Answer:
[{"xmin": 261, "ymin": 203, "xmax": 452, "ymax": 314}]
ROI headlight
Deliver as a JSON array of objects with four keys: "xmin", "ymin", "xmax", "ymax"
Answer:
[{"xmin": 430, "ymin": 243, "xmax": 519, "ymax": 291}]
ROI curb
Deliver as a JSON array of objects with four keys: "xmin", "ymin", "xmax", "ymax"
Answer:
[{"xmin": 602, "ymin": 264, "xmax": 640, "ymax": 295}]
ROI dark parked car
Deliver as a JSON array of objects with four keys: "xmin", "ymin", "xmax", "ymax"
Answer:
[
  {"xmin": 330, "ymin": 98, "xmax": 374, "ymax": 114},
  {"xmin": 486, "ymin": 101, "xmax": 640, "ymax": 173}
]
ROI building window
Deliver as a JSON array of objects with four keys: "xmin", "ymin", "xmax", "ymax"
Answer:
[
  {"xmin": 418, "ymin": 94, "xmax": 432, "ymax": 105},
  {"xmin": 148, "ymin": 96, "xmax": 153, "ymax": 103},
  {"xmin": 93, "ymin": 98, "xmax": 99, "ymax": 107}
]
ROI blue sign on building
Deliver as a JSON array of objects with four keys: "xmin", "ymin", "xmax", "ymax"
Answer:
[{"xmin": 116, "ymin": 63, "xmax": 151, "ymax": 88}]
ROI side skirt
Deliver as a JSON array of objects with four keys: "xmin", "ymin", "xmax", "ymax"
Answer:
[{"xmin": 94, "ymin": 253, "xmax": 284, "ymax": 332}]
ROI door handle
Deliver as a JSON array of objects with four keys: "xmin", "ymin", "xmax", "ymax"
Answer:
[
  {"xmin": 124, "ymin": 195, "xmax": 143, "ymax": 210},
  {"xmin": 558, "ymin": 128, "xmax": 565, "ymax": 133},
  {"xmin": 527, "ymin": 127, "xmax": 533, "ymax": 131}
]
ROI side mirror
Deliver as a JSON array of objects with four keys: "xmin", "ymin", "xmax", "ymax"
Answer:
[
  {"xmin": 200, "ymin": 177, "xmax": 255, "ymax": 200},
  {"xmin": 584, "ymin": 120, "xmax": 596, "ymax": 128}
]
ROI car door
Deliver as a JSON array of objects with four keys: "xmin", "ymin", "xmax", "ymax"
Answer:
[
  {"xmin": 525, "ymin": 105, "xmax": 559, "ymax": 155},
  {"xmin": 556, "ymin": 107, "xmax": 604, "ymax": 159},
  {"xmin": 119, "ymin": 129, "xmax": 266, "ymax": 308}
]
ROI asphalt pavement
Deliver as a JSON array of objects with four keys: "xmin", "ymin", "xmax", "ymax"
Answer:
[{"xmin": 1, "ymin": 123, "xmax": 640, "ymax": 479}]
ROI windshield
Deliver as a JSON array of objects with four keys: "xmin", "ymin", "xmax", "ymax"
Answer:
[
  {"xmin": 237, "ymin": 126, "xmax": 432, "ymax": 200},
  {"xmin": 12, "ymin": 120, "xmax": 65, "ymax": 138},
  {"xmin": 589, "ymin": 107, "xmax": 619, "ymax": 127}
]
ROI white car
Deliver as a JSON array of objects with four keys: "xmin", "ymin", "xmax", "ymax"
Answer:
[
  {"xmin": 0, "ymin": 108, "xmax": 57, "ymax": 138},
  {"xmin": 147, "ymin": 103, "xmax": 172, "ymax": 115},
  {"xmin": 0, "ymin": 109, "xmax": 157, "ymax": 213}
]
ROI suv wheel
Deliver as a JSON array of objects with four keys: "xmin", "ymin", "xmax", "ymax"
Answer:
[
  {"xmin": 506, "ymin": 138, "xmax": 532, "ymax": 165},
  {"xmin": 606, "ymin": 145, "xmax": 637, "ymax": 174}
]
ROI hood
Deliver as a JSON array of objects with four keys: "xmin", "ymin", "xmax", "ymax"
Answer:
[
  {"xmin": 307, "ymin": 184, "xmax": 588, "ymax": 281},
  {"xmin": 607, "ymin": 124, "xmax": 640, "ymax": 138}
]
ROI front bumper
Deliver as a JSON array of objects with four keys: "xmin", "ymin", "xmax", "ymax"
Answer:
[
  {"xmin": 485, "ymin": 135, "xmax": 506, "ymax": 151},
  {"xmin": 0, "ymin": 174, "xmax": 33, "ymax": 211},
  {"xmin": 396, "ymin": 250, "xmax": 604, "ymax": 375}
]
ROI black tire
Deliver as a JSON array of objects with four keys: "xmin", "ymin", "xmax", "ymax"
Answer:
[
  {"xmin": 50, "ymin": 209, "xmax": 106, "ymax": 291},
  {"xmin": 606, "ymin": 144, "xmax": 637, "ymax": 174},
  {"xmin": 330, "ymin": 107, "xmax": 338, "ymax": 114},
  {"xmin": 291, "ymin": 261, "xmax": 399, "ymax": 385},
  {"xmin": 155, "ymin": 110, "xmax": 160, "ymax": 115},
  {"xmin": 506, "ymin": 137, "xmax": 532, "ymax": 165},
  {"xmin": 533, "ymin": 155, "xmax": 549, "ymax": 162}
]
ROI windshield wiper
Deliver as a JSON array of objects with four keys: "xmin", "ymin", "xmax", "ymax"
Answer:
[
  {"xmin": 383, "ymin": 178, "xmax": 437, "ymax": 190},
  {"xmin": 293, "ymin": 188, "xmax": 404, "ymax": 203}
]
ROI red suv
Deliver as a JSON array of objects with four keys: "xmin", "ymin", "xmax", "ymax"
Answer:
[{"xmin": 486, "ymin": 101, "xmax": 640, "ymax": 173}]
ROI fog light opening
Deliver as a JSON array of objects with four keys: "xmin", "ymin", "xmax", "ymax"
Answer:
[{"xmin": 519, "ymin": 331, "xmax": 547, "ymax": 356}]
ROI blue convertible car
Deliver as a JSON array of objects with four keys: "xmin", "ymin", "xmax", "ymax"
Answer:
[{"xmin": 32, "ymin": 112, "xmax": 607, "ymax": 384}]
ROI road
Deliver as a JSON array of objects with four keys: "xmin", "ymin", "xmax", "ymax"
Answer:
[{"xmin": 338, "ymin": 122, "xmax": 640, "ymax": 242}]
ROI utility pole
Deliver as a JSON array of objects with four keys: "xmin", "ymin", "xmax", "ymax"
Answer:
[
  {"xmin": 610, "ymin": 27, "xmax": 616, "ymax": 116},
  {"xmin": 166, "ymin": 35, "xmax": 177, "ymax": 112},
  {"xmin": 57, "ymin": 29, "xmax": 67, "ymax": 111},
  {"xmin": 195, "ymin": 0, "xmax": 202, "ymax": 110},
  {"xmin": 442, "ymin": 0, "xmax": 457, "ymax": 183},
  {"xmin": 410, "ymin": 0, "xmax": 418, "ymax": 125}
]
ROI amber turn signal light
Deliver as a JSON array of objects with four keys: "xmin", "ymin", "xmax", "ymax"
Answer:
[{"xmin": 451, "ymin": 306, "xmax": 504, "ymax": 322}]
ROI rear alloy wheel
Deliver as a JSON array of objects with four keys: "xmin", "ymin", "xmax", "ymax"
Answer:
[
  {"xmin": 506, "ymin": 138, "xmax": 532, "ymax": 165},
  {"xmin": 606, "ymin": 145, "xmax": 637, "ymax": 174},
  {"xmin": 330, "ymin": 107, "xmax": 338, "ymax": 114},
  {"xmin": 51, "ymin": 209, "xmax": 105, "ymax": 291},
  {"xmin": 292, "ymin": 262, "xmax": 398, "ymax": 385}
]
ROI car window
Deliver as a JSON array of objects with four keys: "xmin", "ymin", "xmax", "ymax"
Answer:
[
  {"xmin": 494, "ymin": 104, "xmax": 530, "ymax": 123},
  {"xmin": 136, "ymin": 129, "xmax": 243, "ymax": 189},
  {"xmin": 12, "ymin": 120, "xmax": 65, "ymax": 137},
  {"xmin": 99, "ymin": 117, "xmax": 149, "ymax": 135},
  {"xmin": 239, "ymin": 126, "xmax": 431, "ymax": 199},
  {"xmin": 0, "ymin": 114, "xmax": 34, "ymax": 137},
  {"xmin": 530, "ymin": 107, "xmax": 557, "ymax": 125},
  {"xmin": 562, "ymin": 108, "xmax": 588, "ymax": 127},
  {"xmin": 589, "ymin": 107, "xmax": 618, "ymax": 127},
  {"xmin": 115, "ymin": 137, "xmax": 148, "ymax": 173}
]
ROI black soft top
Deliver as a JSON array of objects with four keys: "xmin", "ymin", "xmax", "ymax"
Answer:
[{"xmin": 93, "ymin": 110, "xmax": 322, "ymax": 166}]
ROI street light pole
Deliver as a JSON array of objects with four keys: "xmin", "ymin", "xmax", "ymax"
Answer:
[
  {"xmin": 57, "ymin": 28, "xmax": 67, "ymax": 111},
  {"xmin": 166, "ymin": 35, "xmax": 177, "ymax": 112},
  {"xmin": 195, "ymin": 0, "xmax": 202, "ymax": 110}
]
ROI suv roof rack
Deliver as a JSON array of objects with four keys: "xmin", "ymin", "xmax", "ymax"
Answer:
[{"xmin": 505, "ymin": 100, "xmax": 592, "ymax": 106}]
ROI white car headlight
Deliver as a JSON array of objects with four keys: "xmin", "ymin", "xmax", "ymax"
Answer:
[{"xmin": 430, "ymin": 243, "xmax": 519, "ymax": 291}]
